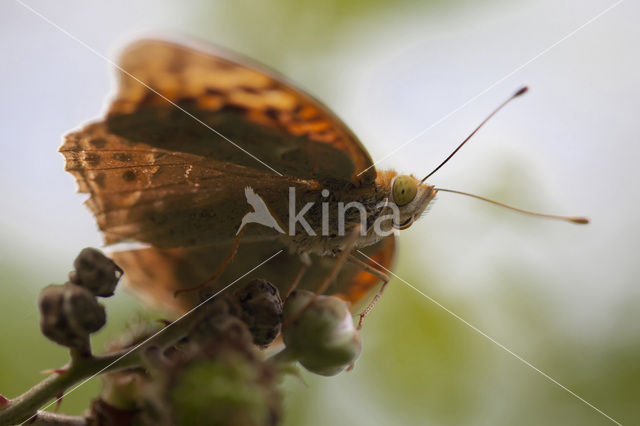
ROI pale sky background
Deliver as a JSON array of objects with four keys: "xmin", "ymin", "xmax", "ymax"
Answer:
[{"xmin": 1, "ymin": 0, "xmax": 638, "ymax": 424}]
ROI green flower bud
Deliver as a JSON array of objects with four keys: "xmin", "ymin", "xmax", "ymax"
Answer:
[
  {"xmin": 142, "ymin": 301, "xmax": 281, "ymax": 426},
  {"xmin": 70, "ymin": 247, "xmax": 122, "ymax": 297},
  {"xmin": 101, "ymin": 369, "xmax": 147, "ymax": 411},
  {"xmin": 233, "ymin": 279, "xmax": 283, "ymax": 347},
  {"xmin": 170, "ymin": 356, "xmax": 280, "ymax": 426},
  {"xmin": 281, "ymin": 290, "xmax": 362, "ymax": 376}
]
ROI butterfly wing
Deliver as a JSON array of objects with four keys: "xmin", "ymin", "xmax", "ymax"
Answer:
[
  {"xmin": 62, "ymin": 121, "xmax": 315, "ymax": 247},
  {"xmin": 61, "ymin": 38, "xmax": 395, "ymax": 314},
  {"xmin": 111, "ymin": 235, "xmax": 396, "ymax": 316},
  {"xmin": 107, "ymin": 38, "xmax": 376, "ymax": 184},
  {"xmin": 60, "ymin": 38, "xmax": 376, "ymax": 248}
]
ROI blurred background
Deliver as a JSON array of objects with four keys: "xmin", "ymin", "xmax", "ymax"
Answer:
[{"xmin": 1, "ymin": 0, "xmax": 638, "ymax": 424}]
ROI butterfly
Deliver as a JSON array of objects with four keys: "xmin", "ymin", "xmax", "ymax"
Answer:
[
  {"xmin": 60, "ymin": 38, "xmax": 587, "ymax": 322},
  {"xmin": 59, "ymin": 39, "xmax": 406, "ymax": 319}
]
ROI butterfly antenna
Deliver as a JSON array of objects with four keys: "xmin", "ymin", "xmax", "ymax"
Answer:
[
  {"xmin": 434, "ymin": 187, "xmax": 589, "ymax": 224},
  {"xmin": 421, "ymin": 86, "xmax": 528, "ymax": 183}
]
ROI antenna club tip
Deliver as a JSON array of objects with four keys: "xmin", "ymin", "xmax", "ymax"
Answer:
[
  {"xmin": 569, "ymin": 217, "xmax": 590, "ymax": 225},
  {"xmin": 514, "ymin": 86, "xmax": 529, "ymax": 97}
]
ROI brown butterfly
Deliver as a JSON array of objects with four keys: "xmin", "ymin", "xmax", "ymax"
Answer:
[
  {"xmin": 60, "ymin": 38, "xmax": 587, "ymax": 323},
  {"xmin": 59, "ymin": 39, "xmax": 402, "ymax": 318}
]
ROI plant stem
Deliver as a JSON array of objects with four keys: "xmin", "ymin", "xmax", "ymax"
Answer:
[
  {"xmin": 25, "ymin": 411, "xmax": 88, "ymax": 426},
  {"xmin": 0, "ymin": 350, "xmax": 138, "ymax": 425},
  {"xmin": 0, "ymin": 312, "xmax": 201, "ymax": 425}
]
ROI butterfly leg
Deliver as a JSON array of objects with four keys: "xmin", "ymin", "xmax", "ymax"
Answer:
[
  {"xmin": 315, "ymin": 225, "xmax": 362, "ymax": 296},
  {"xmin": 346, "ymin": 254, "xmax": 390, "ymax": 330},
  {"xmin": 174, "ymin": 228, "xmax": 245, "ymax": 298},
  {"xmin": 284, "ymin": 260, "xmax": 310, "ymax": 300},
  {"xmin": 283, "ymin": 225, "xmax": 361, "ymax": 326}
]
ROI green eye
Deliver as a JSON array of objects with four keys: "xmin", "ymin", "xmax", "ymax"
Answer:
[{"xmin": 392, "ymin": 175, "xmax": 417, "ymax": 207}]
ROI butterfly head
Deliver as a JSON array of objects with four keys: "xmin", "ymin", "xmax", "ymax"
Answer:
[{"xmin": 389, "ymin": 174, "xmax": 436, "ymax": 230}]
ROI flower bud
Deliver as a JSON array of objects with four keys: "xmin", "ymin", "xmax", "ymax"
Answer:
[
  {"xmin": 70, "ymin": 247, "xmax": 122, "ymax": 297},
  {"xmin": 99, "ymin": 368, "xmax": 148, "ymax": 412},
  {"xmin": 89, "ymin": 398, "xmax": 138, "ymax": 426},
  {"xmin": 39, "ymin": 283, "xmax": 106, "ymax": 348},
  {"xmin": 140, "ymin": 298, "xmax": 281, "ymax": 426},
  {"xmin": 281, "ymin": 290, "xmax": 362, "ymax": 376},
  {"xmin": 233, "ymin": 279, "xmax": 283, "ymax": 347},
  {"xmin": 188, "ymin": 296, "xmax": 252, "ymax": 349},
  {"xmin": 64, "ymin": 283, "xmax": 107, "ymax": 334},
  {"xmin": 170, "ymin": 355, "xmax": 281, "ymax": 426}
]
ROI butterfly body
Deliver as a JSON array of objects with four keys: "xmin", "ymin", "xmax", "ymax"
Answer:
[{"xmin": 281, "ymin": 170, "xmax": 435, "ymax": 255}]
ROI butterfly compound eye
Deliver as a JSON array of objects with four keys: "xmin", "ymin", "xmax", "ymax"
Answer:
[{"xmin": 392, "ymin": 175, "xmax": 418, "ymax": 207}]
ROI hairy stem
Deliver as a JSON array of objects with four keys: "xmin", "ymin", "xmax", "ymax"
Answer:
[
  {"xmin": 0, "ymin": 312, "xmax": 201, "ymax": 426},
  {"xmin": 0, "ymin": 350, "xmax": 138, "ymax": 425},
  {"xmin": 25, "ymin": 410, "xmax": 88, "ymax": 426}
]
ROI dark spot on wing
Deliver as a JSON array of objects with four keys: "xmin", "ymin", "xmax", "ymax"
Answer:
[
  {"xmin": 113, "ymin": 153, "xmax": 133, "ymax": 162},
  {"xmin": 85, "ymin": 153, "xmax": 101, "ymax": 167},
  {"xmin": 176, "ymin": 96, "xmax": 198, "ymax": 105},
  {"xmin": 221, "ymin": 104, "xmax": 248, "ymax": 114},
  {"xmin": 122, "ymin": 170, "xmax": 136, "ymax": 182},
  {"xmin": 90, "ymin": 137, "xmax": 107, "ymax": 148},
  {"xmin": 94, "ymin": 172, "xmax": 106, "ymax": 188},
  {"xmin": 265, "ymin": 108, "xmax": 279, "ymax": 120},
  {"xmin": 238, "ymin": 86, "xmax": 260, "ymax": 94},
  {"xmin": 205, "ymin": 87, "xmax": 226, "ymax": 96}
]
